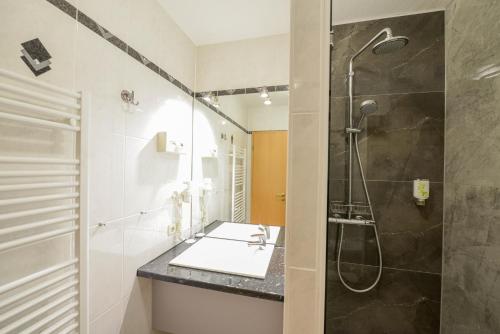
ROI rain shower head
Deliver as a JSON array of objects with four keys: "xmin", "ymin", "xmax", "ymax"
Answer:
[
  {"xmin": 360, "ymin": 100, "xmax": 378, "ymax": 114},
  {"xmin": 372, "ymin": 35, "xmax": 409, "ymax": 55}
]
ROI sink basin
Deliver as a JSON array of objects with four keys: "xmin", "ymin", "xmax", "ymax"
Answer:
[
  {"xmin": 169, "ymin": 237, "xmax": 275, "ymax": 279},
  {"xmin": 206, "ymin": 222, "xmax": 281, "ymax": 244}
]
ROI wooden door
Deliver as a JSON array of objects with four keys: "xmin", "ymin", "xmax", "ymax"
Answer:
[{"xmin": 251, "ymin": 131, "xmax": 288, "ymax": 226}]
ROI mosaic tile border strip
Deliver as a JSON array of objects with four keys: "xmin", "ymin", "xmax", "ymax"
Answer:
[{"xmin": 195, "ymin": 84, "xmax": 289, "ymax": 98}]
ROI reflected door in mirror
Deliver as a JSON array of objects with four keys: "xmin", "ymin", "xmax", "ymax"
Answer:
[{"xmin": 251, "ymin": 131, "xmax": 287, "ymax": 226}]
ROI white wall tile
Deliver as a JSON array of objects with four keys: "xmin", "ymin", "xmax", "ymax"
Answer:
[
  {"xmin": 284, "ymin": 268, "xmax": 318, "ymax": 334},
  {"xmin": 89, "ymin": 220, "xmax": 124, "ymax": 322},
  {"xmin": 290, "ymin": 0, "xmax": 322, "ymax": 113},
  {"xmin": 122, "ymin": 223, "xmax": 172, "ymax": 299},
  {"xmin": 124, "ymin": 136, "xmax": 184, "ymax": 216},
  {"xmin": 123, "ymin": 60, "xmax": 193, "ymax": 143},
  {"xmin": 88, "ymin": 134, "xmax": 125, "ymax": 225},
  {"xmin": 286, "ymin": 113, "xmax": 320, "ymax": 269},
  {"xmin": 75, "ymin": 25, "xmax": 127, "ymax": 136},
  {"xmin": 89, "ymin": 301, "xmax": 124, "ymax": 334}
]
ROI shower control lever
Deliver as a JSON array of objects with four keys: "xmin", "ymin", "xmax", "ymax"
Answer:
[
  {"xmin": 345, "ymin": 127, "xmax": 362, "ymax": 134},
  {"xmin": 248, "ymin": 233, "xmax": 267, "ymax": 248},
  {"xmin": 328, "ymin": 217, "xmax": 375, "ymax": 226},
  {"xmin": 258, "ymin": 225, "xmax": 271, "ymax": 239}
]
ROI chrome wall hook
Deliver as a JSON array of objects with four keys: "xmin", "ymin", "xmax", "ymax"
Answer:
[{"xmin": 121, "ymin": 90, "xmax": 139, "ymax": 106}]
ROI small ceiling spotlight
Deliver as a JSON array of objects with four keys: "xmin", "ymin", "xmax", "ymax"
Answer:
[
  {"xmin": 264, "ymin": 97, "xmax": 272, "ymax": 106},
  {"xmin": 259, "ymin": 87, "xmax": 269, "ymax": 99},
  {"xmin": 202, "ymin": 92, "xmax": 213, "ymax": 102},
  {"xmin": 212, "ymin": 96, "xmax": 220, "ymax": 109}
]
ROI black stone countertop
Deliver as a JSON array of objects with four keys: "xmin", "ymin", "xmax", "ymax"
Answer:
[{"xmin": 137, "ymin": 221, "xmax": 285, "ymax": 302}]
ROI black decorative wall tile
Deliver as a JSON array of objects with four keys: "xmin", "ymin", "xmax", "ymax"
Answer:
[
  {"xmin": 232, "ymin": 88, "xmax": 247, "ymax": 95},
  {"xmin": 77, "ymin": 11, "xmax": 127, "ymax": 52},
  {"xmin": 20, "ymin": 38, "xmax": 52, "ymax": 76},
  {"xmin": 126, "ymin": 47, "xmax": 159, "ymax": 74},
  {"xmin": 106, "ymin": 35, "xmax": 127, "ymax": 53},
  {"xmin": 442, "ymin": 183, "xmax": 500, "ymax": 334},
  {"xmin": 46, "ymin": 0, "xmax": 77, "ymax": 18},
  {"xmin": 331, "ymin": 11, "xmax": 445, "ymax": 97},
  {"xmin": 76, "ymin": 11, "xmax": 101, "ymax": 35},
  {"xmin": 372, "ymin": 181, "xmax": 443, "ymax": 273},
  {"xmin": 21, "ymin": 38, "xmax": 51, "ymax": 62},
  {"xmin": 330, "ymin": 92, "xmax": 444, "ymax": 182},
  {"xmin": 442, "ymin": 1, "xmax": 500, "ymax": 330},
  {"xmin": 275, "ymin": 85, "xmax": 289, "ymax": 92},
  {"xmin": 181, "ymin": 85, "xmax": 193, "ymax": 97},
  {"xmin": 329, "ymin": 180, "xmax": 444, "ymax": 274},
  {"xmin": 159, "ymin": 68, "xmax": 175, "ymax": 83},
  {"xmin": 126, "ymin": 46, "xmax": 143, "ymax": 63},
  {"xmin": 216, "ymin": 88, "xmax": 246, "ymax": 96},
  {"xmin": 21, "ymin": 56, "xmax": 50, "ymax": 76},
  {"xmin": 245, "ymin": 87, "xmax": 259, "ymax": 94},
  {"xmin": 326, "ymin": 262, "xmax": 441, "ymax": 334}
]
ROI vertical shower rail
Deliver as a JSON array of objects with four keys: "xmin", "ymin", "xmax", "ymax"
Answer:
[
  {"xmin": 0, "ymin": 69, "xmax": 88, "ymax": 333},
  {"xmin": 231, "ymin": 145, "xmax": 246, "ymax": 223}
]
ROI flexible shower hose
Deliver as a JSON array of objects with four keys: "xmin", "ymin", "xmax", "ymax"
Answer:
[{"xmin": 336, "ymin": 133, "xmax": 383, "ymax": 293}]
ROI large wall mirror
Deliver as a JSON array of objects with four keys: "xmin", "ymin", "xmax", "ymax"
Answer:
[{"xmin": 191, "ymin": 87, "xmax": 289, "ymax": 235}]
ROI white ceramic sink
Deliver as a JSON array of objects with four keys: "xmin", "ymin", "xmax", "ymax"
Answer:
[
  {"xmin": 169, "ymin": 237, "xmax": 275, "ymax": 279},
  {"xmin": 206, "ymin": 222, "xmax": 281, "ymax": 244}
]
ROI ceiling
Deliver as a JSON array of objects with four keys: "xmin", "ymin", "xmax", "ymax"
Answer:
[
  {"xmin": 219, "ymin": 91, "xmax": 289, "ymax": 113},
  {"xmin": 159, "ymin": 0, "xmax": 449, "ymax": 46},
  {"xmin": 158, "ymin": 0, "xmax": 290, "ymax": 46}
]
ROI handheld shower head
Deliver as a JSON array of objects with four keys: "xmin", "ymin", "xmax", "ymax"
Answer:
[
  {"xmin": 372, "ymin": 35, "xmax": 409, "ymax": 55},
  {"xmin": 357, "ymin": 100, "xmax": 378, "ymax": 128},
  {"xmin": 360, "ymin": 100, "xmax": 378, "ymax": 115}
]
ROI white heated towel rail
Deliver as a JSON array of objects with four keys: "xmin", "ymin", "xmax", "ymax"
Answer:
[
  {"xmin": 231, "ymin": 145, "xmax": 247, "ymax": 223},
  {"xmin": 0, "ymin": 68, "xmax": 88, "ymax": 334}
]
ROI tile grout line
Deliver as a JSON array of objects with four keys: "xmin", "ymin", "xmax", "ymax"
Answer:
[
  {"xmin": 330, "ymin": 90, "xmax": 445, "ymax": 99},
  {"xmin": 333, "ymin": 260, "xmax": 443, "ymax": 276}
]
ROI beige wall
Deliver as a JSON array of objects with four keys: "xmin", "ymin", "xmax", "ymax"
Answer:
[
  {"xmin": 247, "ymin": 105, "xmax": 289, "ymax": 131},
  {"xmin": 284, "ymin": 0, "xmax": 330, "ymax": 333},
  {"xmin": 196, "ymin": 34, "xmax": 290, "ymax": 91}
]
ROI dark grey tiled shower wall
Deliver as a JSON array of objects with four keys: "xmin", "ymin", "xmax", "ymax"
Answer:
[
  {"xmin": 327, "ymin": 11, "xmax": 445, "ymax": 334},
  {"xmin": 441, "ymin": 1, "xmax": 500, "ymax": 333}
]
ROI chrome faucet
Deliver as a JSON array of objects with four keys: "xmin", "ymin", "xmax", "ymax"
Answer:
[
  {"xmin": 258, "ymin": 225, "xmax": 270, "ymax": 239},
  {"xmin": 248, "ymin": 233, "xmax": 267, "ymax": 248}
]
